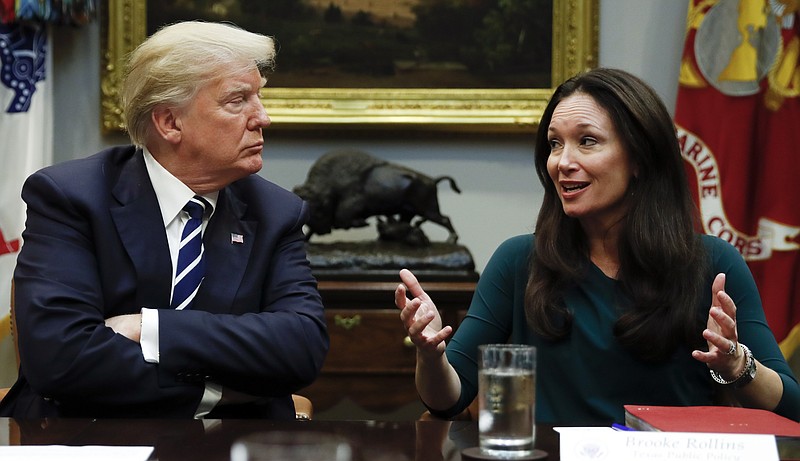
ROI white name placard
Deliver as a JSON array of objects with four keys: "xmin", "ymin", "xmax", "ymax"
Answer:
[{"xmin": 555, "ymin": 427, "xmax": 779, "ymax": 461}]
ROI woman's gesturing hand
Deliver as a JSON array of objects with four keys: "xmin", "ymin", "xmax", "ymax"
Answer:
[
  {"xmin": 395, "ymin": 268, "xmax": 453, "ymax": 356},
  {"xmin": 692, "ymin": 273, "xmax": 746, "ymax": 379}
]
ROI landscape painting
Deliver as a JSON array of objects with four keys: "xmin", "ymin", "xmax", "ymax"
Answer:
[
  {"xmin": 101, "ymin": 0, "xmax": 598, "ymax": 132},
  {"xmin": 147, "ymin": 0, "xmax": 553, "ymax": 89}
]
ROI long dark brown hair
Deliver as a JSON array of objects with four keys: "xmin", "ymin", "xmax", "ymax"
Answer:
[{"xmin": 526, "ymin": 68, "xmax": 708, "ymax": 362}]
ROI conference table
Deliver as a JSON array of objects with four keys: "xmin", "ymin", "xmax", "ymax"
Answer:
[
  {"xmin": 3, "ymin": 417, "xmax": 794, "ymax": 460},
  {"xmin": 0, "ymin": 418, "xmax": 562, "ymax": 460}
]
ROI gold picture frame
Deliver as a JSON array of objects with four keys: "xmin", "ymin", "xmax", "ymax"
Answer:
[{"xmin": 101, "ymin": 0, "xmax": 598, "ymax": 133}]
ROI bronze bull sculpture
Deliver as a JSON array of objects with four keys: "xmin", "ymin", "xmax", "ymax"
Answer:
[{"xmin": 293, "ymin": 149, "xmax": 461, "ymax": 245}]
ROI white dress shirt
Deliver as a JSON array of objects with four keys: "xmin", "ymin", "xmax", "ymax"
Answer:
[{"xmin": 139, "ymin": 148, "xmax": 221, "ymax": 418}]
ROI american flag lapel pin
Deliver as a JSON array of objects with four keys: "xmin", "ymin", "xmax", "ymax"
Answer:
[{"xmin": 231, "ymin": 233, "xmax": 244, "ymax": 244}]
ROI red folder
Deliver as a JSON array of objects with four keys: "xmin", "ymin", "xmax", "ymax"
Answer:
[{"xmin": 623, "ymin": 405, "xmax": 800, "ymax": 437}]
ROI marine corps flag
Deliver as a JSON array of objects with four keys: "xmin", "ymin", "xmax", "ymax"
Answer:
[{"xmin": 675, "ymin": 0, "xmax": 800, "ymax": 345}]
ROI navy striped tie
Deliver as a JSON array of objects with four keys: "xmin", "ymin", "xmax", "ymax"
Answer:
[{"xmin": 171, "ymin": 196, "xmax": 208, "ymax": 310}]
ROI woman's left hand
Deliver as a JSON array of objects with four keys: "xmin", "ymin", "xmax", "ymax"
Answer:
[{"xmin": 691, "ymin": 273, "xmax": 746, "ymax": 379}]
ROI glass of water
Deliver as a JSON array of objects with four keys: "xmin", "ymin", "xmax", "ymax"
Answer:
[
  {"xmin": 478, "ymin": 344, "xmax": 536, "ymax": 458},
  {"xmin": 230, "ymin": 431, "xmax": 352, "ymax": 461}
]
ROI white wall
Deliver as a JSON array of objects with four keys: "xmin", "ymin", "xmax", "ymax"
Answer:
[
  {"xmin": 599, "ymin": 0, "xmax": 689, "ymax": 113},
  {"xmin": 48, "ymin": 0, "xmax": 689, "ymax": 274}
]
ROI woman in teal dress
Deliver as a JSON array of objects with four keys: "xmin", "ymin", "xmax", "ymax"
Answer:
[{"xmin": 395, "ymin": 68, "xmax": 800, "ymax": 424}]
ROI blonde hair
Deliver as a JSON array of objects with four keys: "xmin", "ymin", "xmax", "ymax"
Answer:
[{"xmin": 122, "ymin": 21, "xmax": 275, "ymax": 146}]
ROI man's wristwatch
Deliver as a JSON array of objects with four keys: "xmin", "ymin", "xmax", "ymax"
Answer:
[{"xmin": 709, "ymin": 343, "xmax": 757, "ymax": 389}]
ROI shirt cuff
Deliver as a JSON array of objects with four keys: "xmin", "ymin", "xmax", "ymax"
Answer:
[{"xmin": 140, "ymin": 308, "xmax": 159, "ymax": 363}]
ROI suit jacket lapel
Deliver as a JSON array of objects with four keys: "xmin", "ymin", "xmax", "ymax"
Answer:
[
  {"xmin": 196, "ymin": 187, "xmax": 257, "ymax": 313},
  {"xmin": 109, "ymin": 149, "xmax": 173, "ymax": 309}
]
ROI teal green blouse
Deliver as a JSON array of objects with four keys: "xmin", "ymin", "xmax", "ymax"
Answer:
[{"xmin": 436, "ymin": 234, "xmax": 800, "ymax": 424}]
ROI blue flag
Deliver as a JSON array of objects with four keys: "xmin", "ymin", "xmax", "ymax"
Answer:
[{"xmin": 0, "ymin": 20, "xmax": 52, "ymax": 387}]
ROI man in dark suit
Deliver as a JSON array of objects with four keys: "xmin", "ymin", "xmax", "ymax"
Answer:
[{"xmin": 0, "ymin": 21, "xmax": 328, "ymax": 419}]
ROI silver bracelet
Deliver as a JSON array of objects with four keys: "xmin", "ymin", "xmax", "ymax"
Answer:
[{"xmin": 709, "ymin": 343, "xmax": 754, "ymax": 386}]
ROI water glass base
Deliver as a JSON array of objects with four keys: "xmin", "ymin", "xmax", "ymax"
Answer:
[{"xmin": 461, "ymin": 447, "xmax": 548, "ymax": 460}]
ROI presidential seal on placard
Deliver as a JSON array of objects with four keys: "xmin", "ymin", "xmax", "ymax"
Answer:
[
  {"xmin": 573, "ymin": 437, "xmax": 608, "ymax": 460},
  {"xmin": 694, "ymin": 0, "xmax": 781, "ymax": 96}
]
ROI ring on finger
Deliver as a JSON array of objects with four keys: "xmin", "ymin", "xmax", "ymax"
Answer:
[{"xmin": 726, "ymin": 340, "xmax": 737, "ymax": 356}]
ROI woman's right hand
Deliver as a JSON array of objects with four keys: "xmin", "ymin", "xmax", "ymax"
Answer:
[{"xmin": 395, "ymin": 268, "xmax": 453, "ymax": 356}]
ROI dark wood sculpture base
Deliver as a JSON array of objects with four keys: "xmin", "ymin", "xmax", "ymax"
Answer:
[
  {"xmin": 306, "ymin": 241, "xmax": 478, "ymax": 281},
  {"xmin": 300, "ymin": 239, "xmax": 478, "ymax": 419}
]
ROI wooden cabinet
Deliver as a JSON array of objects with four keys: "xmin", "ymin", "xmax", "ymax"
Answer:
[{"xmin": 300, "ymin": 278, "xmax": 476, "ymax": 420}]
